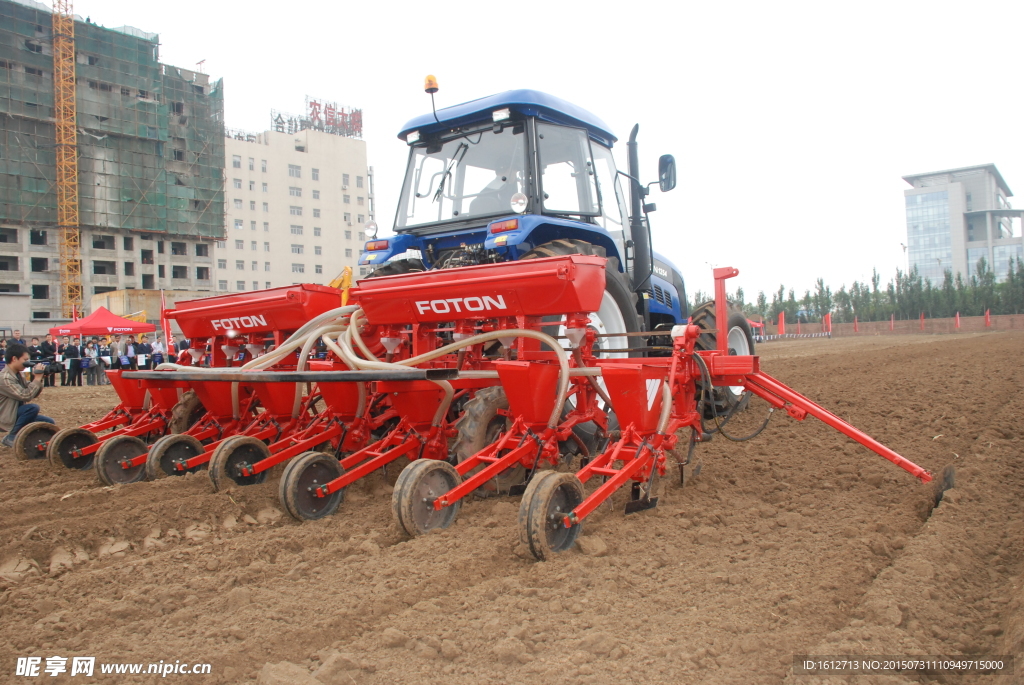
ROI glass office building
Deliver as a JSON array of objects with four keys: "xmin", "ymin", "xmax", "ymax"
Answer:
[{"xmin": 905, "ymin": 191, "xmax": 952, "ymax": 283}]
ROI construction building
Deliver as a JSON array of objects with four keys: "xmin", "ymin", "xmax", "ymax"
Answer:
[
  {"xmin": 0, "ymin": 0, "xmax": 225, "ymax": 332},
  {"xmin": 219, "ymin": 100, "xmax": 371, "ymax": 292},
  {"xmin": 903, "ymin": 164, "xmax": 1024, "ymax": 285}
]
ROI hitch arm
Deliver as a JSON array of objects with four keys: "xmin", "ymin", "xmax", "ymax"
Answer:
[{"xmin": 743, "ymin": 371, "xmax": 932, "ymax": 484}]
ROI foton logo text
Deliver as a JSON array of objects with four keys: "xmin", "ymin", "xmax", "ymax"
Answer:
[
  {"xmin": 414, "ymin": 295, "xmax": 507, "ymax": 315},
  {"xmin": 211, "ymin": 315, "xmax": 268, "ymax": 330}
]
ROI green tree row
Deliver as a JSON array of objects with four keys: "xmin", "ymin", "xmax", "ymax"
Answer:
[{"xmin": 690, "ymin": 257, "xmax": 1024, "ymax": 324}]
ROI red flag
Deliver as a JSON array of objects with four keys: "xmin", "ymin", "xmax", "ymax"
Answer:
[
  {"xmin": 920, "ymin": 311, "xmax": 925, "ymax": 330},
  {"xmin": 854, "ymin": 316, "xmax": 859, "ymax": 333},
  {"xmin": 160, "ymin": 290, "xmax": 172, "ymax": 360},
  {"xmin": 890, "ymin": 314, "xmax": 894, "ymax": 331},
  {"xmin": 985, "ymin": 309, "xmax": 991, "ymax": 327},
  {"xmin": 796, "ymin": 319, "xmax": 801, "ymax": 334},
  {"xmin": 72, "ymin": 304, "xmax": 78, "ymax": 322},
  {"xmin": 824, "ymin": 313, "xmax": 832, "ymax": 333},
  {"xmin": 955, "ymin": 311, "xmax": 960, "ymax": 329},
  {"xmin": 778, "ymin": 311, "xmax": 786, "ymax": 335}
]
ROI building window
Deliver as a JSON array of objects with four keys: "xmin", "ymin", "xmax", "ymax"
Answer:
[
  {"xmin": 357, "ymin": 197, "xmax": 364, "ymax": 206},
  {"xmin": 263, "ymin": 222, "xmax": 270, "ymax": 232},
  {"xmin": 312, "ymin": 168, "xmax": 320, "ymax": 181},
  {"xmin": 265, "ymin": 281, "xmax": 271, "ymax": 289},
  {"xmin": 314, "ymin": 246, "xmax": 322, "ymax": 256},
  {"xmin": 93, "ymin": 261, "xmax": 117, "ymax": 275},
  {"xmin": 291, "ymin": 244, "xmax": 304, "ymax": 254},
  {"xmin": 314, "ymin": 227, "xmax": 322, "ymax": 237},
  {"xmin": 236, "ymin": 281, "xmax": 245, "ymax": 291},
  {"xmin": 315, "ymin": 264, "xmax": 323, "ymax": 274},
  {"xmin": 249, "ymin": 180, "xmax": 255, "ymax": 191},
  {"xmin": 232, "ymin": 155, "xmax": 241, "ymax": 169},
  {"xmin": 262, "ymin": 183, "xmax": 268, "ymax": 193},
  {"xmin": 158, "ymin": 265, "xmax": 166, "ymax": 277},
  {"xmin": 195, "ymin": 243, "xmax": 209, "ymax": 257},
  {"xmin": 264, "ymin": 262, "xmax": 271, "ymax": 271},
  {"xmin": 253, "ymin": 281, "xmax": 259, "ymax": 290},
  {"xmin": 30, "ymin": 230, "xmax": 47, "ymax": 246},
  {"xmin": 252, "ymin": 261, "xmax": 258, "ymax": 271},
  {"xmin": 233, "ymin": 178, "xmax": 242, "ymax": 189},
  {"xmin": 263, "ymin": 202, "xmax": 269, "ymax": 212},
  {"xmin": 289, "ymin": 187, "xmax": 302, "ymax": 197},
  {"xmin": 235, "ymin": 240, "xmax": 244, "ymax": 249},
  {"xmin": 345, "ymin": 248, "xmax": 352, "ymax": 258},
  {"xmin": 196, "ymin": 266, "xmax": 210, "ymax": 280},
  {"xmin": 343, "ymin": 195, "xmax": 351, "ymax": 204},
  {"xmin": 251, "ymin": 241, "xmax": 257, "ymax": 251},
  {"xmin": 32, "ymin": 311, "xmax": 51, "ymax": 319},
  {"xmin": 292, "ymin": 263, "xmax": 305, "ymax": 273},
  {"xmin": 313, "ymin": 209, "xmax": 321, "ymax": 218},
  {"xmin": 264, "ymin": 242, "xmax": 270, "ymax": 252},
  {"xmin": 234, "ymin": 199, "xmax": 242, "ymax": 209},
  {"xmin": 30, "ymin": 257, "xmax": 48, "ymax": 272},
  {"xmin": 235, "ymin": 260, "xmax": 244, "ymax": 270},
  {"xmin": 173, "ymin": 149, "xmax": 185, "ymax": 162},
  {"xmin": 345, "ymin": 230, "xmax": 351, "ymax": 240},
  {"xmin": 92, "ymin": 235, "xmax": 115, "ymax": 250},
  {"xmin": 250, "ymin": 200, "xmax": 256, "ymax": 211},
  {"xmin": 343, "ymin": 173, "xmax": 350, "ymax": 186},
  {"xmin": 357, "ymin": 214, "xmax": 364, "ymax": 224},
  {"xmin": 218, "ymin": 259, "xmax": 227, "ymax": 269},
  {"xmin": 216, "ymin": 240, "xmax": 225, "ymax": 249},
  {"xmin": 251, "ymin": 220, "xmax": 257, "ymax": 230},
  {"xmin": 171, "ymin": 241, "xmax": 187, "ymax": 255},
  {"xmin": 344, "ymin": 213, "xmax": 351, "ymax": 222},
  {"xmin": 158, "ymin": 241, "xmax": 165, "ymax": 254},
  {"xmin": 356, "ymin": 175, "xmax": 364, "ymax": 188},
  {"xmin": 290, "ymin": 225, "xmax": 303, "ymax": 235},
  {"xmin": 290, "ymin": 206, "xmax": 303, "ymax": 216},
  {"xmin": 312, "ymin": 190, "xmax": 320, "ymax": 200},
  {"xmin": 218, "ymin": 280, "xmax": 228, "ymax": 290},
  {"xmin": 141, "ymin": 249, "xmax": 154, "ymax": 264},
  {"xmin": 288, "ymin": 164, "xmax": 301, "ymax": 178},
  {"xmin": 261, "ymin": 160, "xmax": 267, "ymax": 172},
  {"xmin": 248, "ymin": 157, "xmax": 254, "ymax": 171},
  {"xmin": 32, "ymin": 284, "xmax": 49, "ymax": 300},
  {"xmin": 234, "ymin": 219, "xmax": 243, "ymax": 230}
]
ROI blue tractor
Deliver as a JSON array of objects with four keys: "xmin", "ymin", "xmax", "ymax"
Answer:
[{"xmin": 360, "ymin": 86, "xmax": 753, "ymax": 407}]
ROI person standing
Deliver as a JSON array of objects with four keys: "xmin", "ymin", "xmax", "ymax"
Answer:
[
  {"xmin": 137, "ymin": 334, "xmax": 153, "ymax": 370},
  {"xmin": 125, "ymin": 335, "xmax": 138, "ymax": 371},
  {"xmin": 109, "ymin": 334, "xmax": 124, "ymax": 371},
  {"xmin": 96, "ymin": 337, "xmax": 111, "ymax": 385},
  {"xmin": 167, "ymin": 334, "xmax": 178, "ymax": 363},
  {"xmin": 39, "ymin": 334, "xmax": 57, "ymax": 387},
  {"xmin": 65, "ymin": 336, "xmax": 82, "ymax": 387},
  {"xmin": 56, "ymin": 336, "xmax": 69, "ymax": 386},
  {"xmin": 28, "ymin": 337, "xmax": 41, "ymax": 363},
  {"xmin": 151, "ymin": 335, "xmax": 166, "ymax": 367},
  {"xmin": 9, "ymin": 330, "xmax": 26, "ymax": 347},
  {"xmin": 0, "ymin": 343, "xmax": 53, "ymax": 448}
]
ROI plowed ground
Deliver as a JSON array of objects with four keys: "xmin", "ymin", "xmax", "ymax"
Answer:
[{"xmin": 1, "ymin": 332, "xmax": 1022, "ymax": 684}]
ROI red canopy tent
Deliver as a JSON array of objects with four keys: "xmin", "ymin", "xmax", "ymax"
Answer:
[{"xmin": 48, "ymin": 307, "xmax": 156, "ymax": 337}]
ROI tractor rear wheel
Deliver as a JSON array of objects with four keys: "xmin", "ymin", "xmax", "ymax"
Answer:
[
  {"xmin": 521, "ymin": 239, "xmax": 641, "ymax": 357},
  {"xmin": 168, "ymin": 390, "xmax": 206, "ymax": 434},
  {"xmin": 690, "ymin": 301, "xmax": 756, "ymax": 417},
  {"xmin": 454, "ymin": 387, "xmax": 524, "ymax": 495}
]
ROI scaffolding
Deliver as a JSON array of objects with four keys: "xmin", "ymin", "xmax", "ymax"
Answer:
[{"xmin": 0, "ymin": 0, "xmax": 225, "ymax": 241}]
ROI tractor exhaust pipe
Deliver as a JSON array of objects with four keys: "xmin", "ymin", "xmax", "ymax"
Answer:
[{"xmin": 627, "ymin": 124, "xmax": 652, "ymax": 293}]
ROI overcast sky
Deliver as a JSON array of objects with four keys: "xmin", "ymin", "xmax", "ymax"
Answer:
[{"xmin": 82, "ymin": 0, "xmax": 1024, "ymax": 300}]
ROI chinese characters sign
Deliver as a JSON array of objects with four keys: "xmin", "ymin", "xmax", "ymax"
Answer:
[{"xmin": 270, "ymin": 97, "xmax": 363, "ymax": 138}]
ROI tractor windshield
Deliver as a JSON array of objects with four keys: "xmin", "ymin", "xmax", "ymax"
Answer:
[{"xmin": 396, "ymin": 127, "xmax": 526, "ymax": 229}]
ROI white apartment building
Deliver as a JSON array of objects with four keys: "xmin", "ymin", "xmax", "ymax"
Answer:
[{"xmin": 217, "ymin": 127, "xmax": 372, "ymax": 292}]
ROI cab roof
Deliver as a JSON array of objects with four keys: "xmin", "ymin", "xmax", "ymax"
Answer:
[{"xmin": 398, "ymin": 89, "xmax": 617, "ymax": 147}]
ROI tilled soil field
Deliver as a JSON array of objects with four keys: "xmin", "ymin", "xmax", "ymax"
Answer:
[{"xmin": 1, "ymin": 332, "xmax": 1022, "ymax": 684}]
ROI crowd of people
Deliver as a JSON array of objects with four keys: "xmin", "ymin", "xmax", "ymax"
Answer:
[{"xmin": 0, "ymin": 329, "xmax": 190, "ymax": 387}]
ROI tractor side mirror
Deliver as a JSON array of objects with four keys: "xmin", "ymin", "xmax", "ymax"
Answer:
[{"xmin": 658, "ymin": 155, "xmax": 676, "ymax": 192}]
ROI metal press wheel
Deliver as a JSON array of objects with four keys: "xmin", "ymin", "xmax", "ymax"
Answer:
[
  {"xmin": 14, "ymin": 422, "xmax": 59, "ymax": 462},
  {"xmin": 47, "ymin": 427, "xmax": 98, "ymax": 470},
  {"xmin": 208, "ymin": 435, "xmax": 270, "ymax": 491},
  {"xmin": 279, "ymin": 451, "xmax": 345, "ymax": 521},
  {"xmin": 95, "ymin": 435, "xmax": 149, "ymax": 485},
  {"xmin": 392, "ymin": 459, "xmax": 462, "ymax": 537},
  {"xmin": 146, "ymin": 433, "xmax": 205, "ymax": 480},
  {"xmin": 518, "ymin": 470, "xmax": 585, "ymax": 561}
]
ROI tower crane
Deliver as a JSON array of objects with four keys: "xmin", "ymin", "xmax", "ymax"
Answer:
[{"xmin": 52, "ymin": 0, "xmax": 82, "ymax": 318}]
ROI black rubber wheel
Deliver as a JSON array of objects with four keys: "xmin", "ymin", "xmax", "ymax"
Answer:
[
  {"xmin": 279, "ymin": 451, "xmax": 345, "ymax": 521},
  {"xmin": 167, "ymin": 390, "xmax": 206, "ymax": 434},
  {"xmin": 392, "ymin": 459, "xmax": 462, "ymax": 536},
  {"xmin": 146, "ymin": 433, "xmax": 205, "ymax": 480},
  {"xmin": 365, "ymin": 258, "xmax": 426, "ymax": 278},
  {"xmin": 95, "ymin": 435, "xmax": 148, "ymax": 485},
  {"xmin": 519, "ymin": 470, "xmax": 585, "ymax": 561},
  {"xmin": 47, "ymin": 427, "xmax": 98, "ymax": 470},
  {"xmin": 690, "ymin": 301, "xmax": 756, "ymax": 417},
  {"xmin": 14, "ymin": 422, "xmax": 59, "ymax": 461},
  {"xmin": 454, "ymin": 387, "xmax": 524, "ymax": 495},
  {"xmin": 521, "ymin": 239, "xmax": 641, "ymax": 357},
  {"xmin": 208, "ymin": 435, "xmax": 270, "ymax": 491}
]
